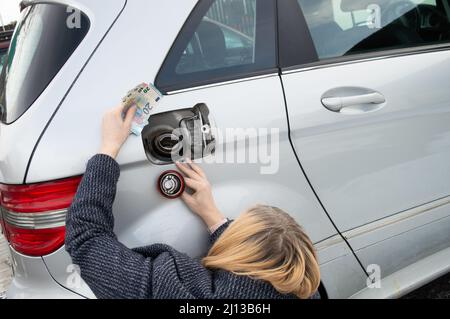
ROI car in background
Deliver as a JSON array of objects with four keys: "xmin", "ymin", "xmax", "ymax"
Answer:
[
  {"xmin": 0, "ymin": 30, "xmax": 12, "ymax": 73},
  {"xmin": 1, "ymin": 0, "xmax": 450, "ymax": 299}
]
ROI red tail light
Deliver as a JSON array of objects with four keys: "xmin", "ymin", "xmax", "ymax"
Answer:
[{"xmin": 0, "ymin": 176, "xmax": 82, "ymax": 257}]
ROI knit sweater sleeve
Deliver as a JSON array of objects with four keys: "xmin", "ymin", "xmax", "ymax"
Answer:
[{"xmin": 65, "ymin": 154, "xmax": 157, "ymax": 299}]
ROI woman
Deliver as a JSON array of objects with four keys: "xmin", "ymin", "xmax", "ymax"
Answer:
[{"xmin": 65, "ymin": 104, "xmax": 321, "ymax": 299}]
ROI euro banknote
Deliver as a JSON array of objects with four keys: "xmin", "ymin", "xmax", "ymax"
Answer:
[{"xmin": 122, "ymin": 83, "xmax": 163, "ymax": 135}]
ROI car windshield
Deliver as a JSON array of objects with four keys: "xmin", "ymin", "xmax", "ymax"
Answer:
[{"xmin": 0, "ymin": 3, "xmax": 89, "ymax": 124}]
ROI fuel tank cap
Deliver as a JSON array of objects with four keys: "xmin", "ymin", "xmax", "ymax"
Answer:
[{"xmin": 158, "ymin": 170, "xmax": 185, "ymax": 199}]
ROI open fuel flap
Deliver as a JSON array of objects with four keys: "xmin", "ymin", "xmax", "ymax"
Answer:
[{"xmin": 142, "ymin": 103, "xmax": 216, "ymax": 165}]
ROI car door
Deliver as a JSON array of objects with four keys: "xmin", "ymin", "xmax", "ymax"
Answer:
[{"xmin": 280, "ymin": 0, "xmax": 450, "ymax": 285}]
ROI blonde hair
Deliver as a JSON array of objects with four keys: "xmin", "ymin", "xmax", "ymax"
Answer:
[{"xmin": 203, "ymin": 205, "xmax": 321, "ymax": 299}]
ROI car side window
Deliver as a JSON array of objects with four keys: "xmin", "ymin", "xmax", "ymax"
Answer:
[
  {"xmin": 156, "ymin": 0, "xmax": 276, "ymax": 93},
  {"xmin": 297, "ymin": 0, "xmax": 450, "ymax": 60}
]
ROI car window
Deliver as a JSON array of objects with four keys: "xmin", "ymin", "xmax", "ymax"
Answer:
[
  {"xmin": 156, "ymin": 0, "xmax": 276, "ymax": 93},
  {"xmin": 0, "ymin": 4, "xmax": 89, "ymax": 124},
  {"xmin": 297, "ymin": 0, "xmax": 450, "ymax": 60}
]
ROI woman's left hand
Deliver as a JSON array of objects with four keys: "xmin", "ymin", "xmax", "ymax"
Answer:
[{"xmin": 99, "ymin": 104, "xmax": 137, "ymax": 159}]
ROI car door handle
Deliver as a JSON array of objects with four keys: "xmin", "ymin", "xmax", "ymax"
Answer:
[{"xmin": 321, "ymin": 87, "xmax": 386, "ymax": 114}]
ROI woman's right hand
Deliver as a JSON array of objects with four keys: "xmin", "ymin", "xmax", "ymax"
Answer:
[{"xmin": 176, "ymin": 161, "xmax": 225, "ymax": 229}]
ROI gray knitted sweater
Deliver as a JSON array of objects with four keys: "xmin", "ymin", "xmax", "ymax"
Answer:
[{"xmin": 65, "ymin": 154, "xmax": 299, "ymax": 299}]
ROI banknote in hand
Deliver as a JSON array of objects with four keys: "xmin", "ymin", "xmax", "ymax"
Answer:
[{"xmin": 122, "ymin": 83, "xmax": 163, "ymax": 135}]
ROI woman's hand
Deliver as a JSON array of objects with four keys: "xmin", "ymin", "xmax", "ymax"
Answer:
[
  {"xmin": 99, "ymin": 104, "xmax": 137, "ymax": 159},
  {"xmin": 176, "ymin": 161, "xmax": 225, "ymax": 229}
]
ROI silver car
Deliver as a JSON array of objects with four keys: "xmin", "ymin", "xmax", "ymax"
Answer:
[{"xmin": 0, "ymin": 0, "xmax": 450, "ymax": 299}]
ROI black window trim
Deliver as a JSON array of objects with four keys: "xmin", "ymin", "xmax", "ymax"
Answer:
[
  {"xmin": 163, "ymin": 69, "xmax": 280, "ymax": 94},
  {"xmin": 277, "ymin": 0, "xmax": 318, "ymax": 68},
  {"xmin": 281, "ymin": 0, "xmax": 450, "ymax": 74},
  {"xmin": 155, "ymin": 0, "xmax": 279, "ymax": 95}
]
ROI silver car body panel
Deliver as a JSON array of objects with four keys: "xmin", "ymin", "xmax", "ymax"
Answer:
[
  {"xmin": 351, "ymin": 246, "xmax": 450, "ymax": 299},
  {"xmin": 43, "ymin": 246, "xmax": 96, "ymax": 299},
  {"xmin": 282, "ymin": 50, "xmax": 450, "ymax": 231},
  {"xmin": 6, "ymin": 247, "xmax": 83, "ymax": 299}
]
